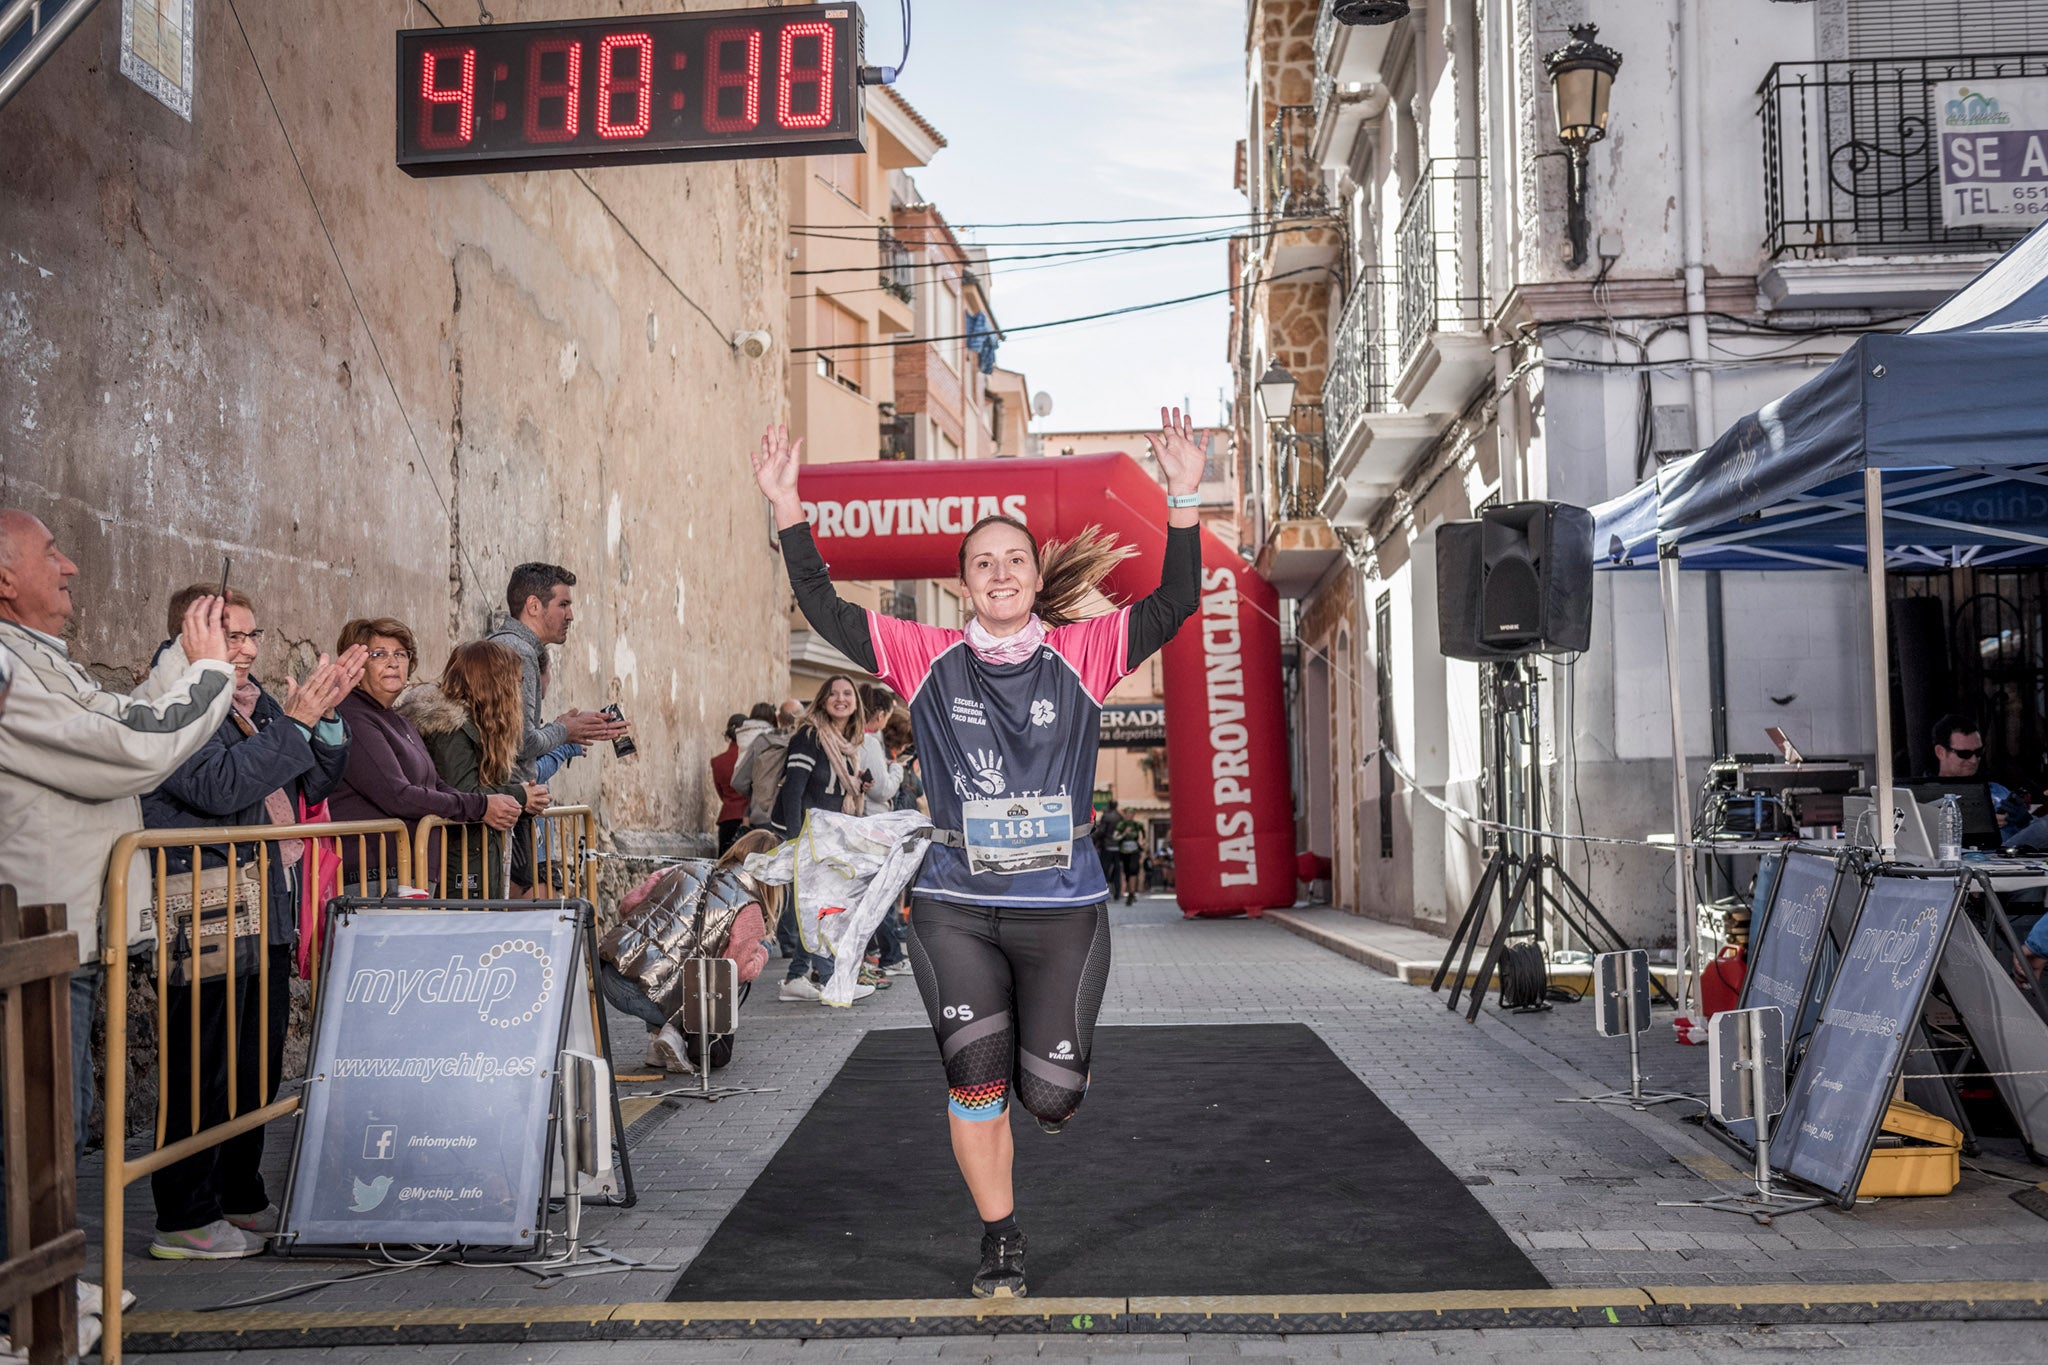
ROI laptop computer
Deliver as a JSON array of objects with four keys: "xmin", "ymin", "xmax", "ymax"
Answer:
[
  {"xmin": 1842, "ymin": 789, "xmax": 1937, "ymax": 861},
  {"xmin": 1901, "ymin": 780, "xmax": 2002, "ymax": 852}
]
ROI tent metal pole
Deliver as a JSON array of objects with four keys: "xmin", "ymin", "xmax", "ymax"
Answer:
[
  {"xmin": 1659, "ymin": 547, "xmax": 1700, "ymax": 1014},
  {"xmin": 1866, "ymin": 467, "xmax": 1896, "ymax": 862}
]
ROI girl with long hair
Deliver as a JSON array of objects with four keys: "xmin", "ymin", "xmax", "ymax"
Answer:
[
  {"xmin": 750, "ymin": 406, "xmax": 1205, "ymax": 1299},
  {"xmin": 768, "ymin": 673, "xmax": 881, "ymax": 1002},
  {"xmin": 398, "ymin": 640, "xmax": 551, "ymax": 896}
]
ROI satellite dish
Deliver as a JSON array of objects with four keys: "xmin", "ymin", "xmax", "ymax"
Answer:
[{"xmin": 1031, "ymin": 391, "xmax": 1054, "ymax": 419}]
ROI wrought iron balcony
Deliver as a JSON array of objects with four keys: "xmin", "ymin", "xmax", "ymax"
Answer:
[
  {"xmin": 1322, "ymin": 272, "xmax": 1391, "ymax": 459},
  {"xmin": 1311, "ymin": 0, "xmax": 1341, "ymax": 129},
  {"xmin": 1760, "ymin": 53, "xmax": 2046, "ymax": 260},
  {"xmin": 879, "ymin": 230, "xmax": 915, "ymax": 303},
  {"xmin": 1265, "ymin": 104, "xmax": 1329, "ymax": 218},
  {"xmin": 1276, "ymin": 403, "xmax": 1328, "ymax": 523},
  {"xmin": 1394, "ymin": 158, "xmax": 1484, "ymax": 371},
  {"xmin": 877, "ymin": 586, "xmax": 918, "ymax": 621}
]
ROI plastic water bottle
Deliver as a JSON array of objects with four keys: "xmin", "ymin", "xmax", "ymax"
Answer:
[{"xmin": 1935, "ymin": 793, "xmax": 1963, "ymax": 867}]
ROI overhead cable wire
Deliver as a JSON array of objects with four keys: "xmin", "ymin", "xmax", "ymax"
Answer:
[
  {"xmin": 788, "ymin": 265, "xmax": 1327, "ymax": 355},
  {"xmin": 793, "ymin": 218, "xmax": 1330, "ymax": 249},
  {"xmin": 789, "ymin": 227, "xmax": 1238, "ymax": 304},
  {"xmin": 405, "ymin": 0, "xmax": 735, "ymax": 345},
  {"xmin": 227, "ymin": 0, "xmax": 486, "ymax": 601},
  {"xmin": 791, "ymin": 224, "xmax": 1308, "ymax": 278},
  {"xmin": 792, "ymin": 209, "xmax": 1308, "ymax": 230}
]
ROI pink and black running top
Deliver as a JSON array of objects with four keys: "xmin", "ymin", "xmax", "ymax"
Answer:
[{"xmin": 780, "ymin": 522, "xmax": 1201, "ymax": 908}]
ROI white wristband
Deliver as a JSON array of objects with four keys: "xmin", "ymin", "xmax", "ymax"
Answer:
[{"xmin": 1166, "ymin": 492, "xmax": 1200, "ymax": 509}]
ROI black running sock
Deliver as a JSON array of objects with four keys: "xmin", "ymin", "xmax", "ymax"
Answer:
[{"xmin": 982, "ymin": 1213, "xmax": 1019, "ymax": 1240}]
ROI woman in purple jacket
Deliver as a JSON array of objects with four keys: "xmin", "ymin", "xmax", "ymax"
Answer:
[{"xmin": 327, "ymin": 617, "xmax": 521, "ymax": 890}]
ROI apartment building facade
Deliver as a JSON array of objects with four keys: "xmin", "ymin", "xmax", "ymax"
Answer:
[
  {"xmin": 783, "ymin": 87, "xmax": 1034, "ymax": 690},
  {"xmin": 1233, "ymin": 0, "xmax": 2044, "ymax": 943}
]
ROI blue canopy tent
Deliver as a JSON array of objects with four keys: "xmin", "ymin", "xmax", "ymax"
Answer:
[{"xmin": 1590, "ymin": 222, "xmax": 2048, "ymax": 1006}]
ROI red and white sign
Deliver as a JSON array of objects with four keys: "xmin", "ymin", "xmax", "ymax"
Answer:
[{"xmin": 796, "ymin": 453, "xmax": 1296, "ymax": 917}]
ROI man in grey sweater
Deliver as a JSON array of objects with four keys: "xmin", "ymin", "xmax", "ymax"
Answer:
[
  {"xmin": 487, "ymin": 563, "xmax": 631, "ymax": 778},
  {"xmin": 485, "ymin": 563, "xmax": 630, "ymax": 888}
]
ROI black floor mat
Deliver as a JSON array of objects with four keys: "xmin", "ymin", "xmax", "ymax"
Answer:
[{"xmin": 668, "ymin": 1022, "xmax": 1547, "ymax": 1300}]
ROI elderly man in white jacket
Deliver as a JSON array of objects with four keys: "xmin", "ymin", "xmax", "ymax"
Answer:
[{"xmin": 0, "ymin": 510, "xmax": 235, "ymax": 1332}]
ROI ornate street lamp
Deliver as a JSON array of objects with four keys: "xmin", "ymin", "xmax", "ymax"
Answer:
[
  {"xmin": 1256, "ymin": 361, "xmax": 1298, "ymax": 423},
  {"xmin": 1544, "ymin": 24, "xmax": 1623, "ymax": 270}
]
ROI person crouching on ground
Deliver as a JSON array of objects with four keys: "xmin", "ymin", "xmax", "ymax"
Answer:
[
  {"xmin": 599, "ymin": 829, "xmax": 777, "ymax": 1072},
  {"xmin": 399, "ymin": 640, "xmax": 552, "ymax": 898},
  {"xmin": 327, "ymin": 618, "xmax": 521, "ymax": 891},
  {"xmin": 140, "ymin": 585, "xmax": 364, "ymax": 1259}
]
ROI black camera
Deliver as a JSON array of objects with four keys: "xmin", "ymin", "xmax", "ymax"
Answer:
[{"xmin": 601, "ymin": 702, "xmax": 637, "ymax": 758}]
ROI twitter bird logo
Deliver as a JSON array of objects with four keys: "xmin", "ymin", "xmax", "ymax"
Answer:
[{"xmin": 351, "ymin": 1175, "xmax": 393, "ymax": 1212}]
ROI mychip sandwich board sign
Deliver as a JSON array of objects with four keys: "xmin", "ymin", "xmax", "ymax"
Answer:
[
  {"xmin": 1769, "ymin": 869, "xmax": 1964, "ymax": 1208},
  {"xmin": 279, "ymin": 904, "xmax": 594, "ymax": 1251}
]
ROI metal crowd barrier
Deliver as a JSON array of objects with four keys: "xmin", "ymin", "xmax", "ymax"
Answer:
[
  {"xmin": 413, "ymin": 804, "xmax": 599, "ymax": 904},
  {"xmin": 98, "ymin": 818, "xmax": 412, "ymax": 1364},
  {"xmin": 0, "ymin": 885, "xmax": 86, "ymax": 1363}
]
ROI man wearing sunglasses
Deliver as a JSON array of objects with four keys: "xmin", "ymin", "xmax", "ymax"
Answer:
[
  {"xmin": 1934, "ymin": 715, "xmax": 1986, "ymax": 780},
  {"xmin": 1935, "ymin": 713, "xmax": 2037, "ymax": 843}
]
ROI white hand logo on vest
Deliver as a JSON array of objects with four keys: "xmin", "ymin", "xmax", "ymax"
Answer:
[{"xmin": 964, "ymin": 749, "xmax": 1006, "ymax": 795}]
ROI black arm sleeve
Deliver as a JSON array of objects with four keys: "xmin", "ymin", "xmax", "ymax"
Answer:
[
  {"xmin": 780, "ymin": 524, "xmax": 878, "ymax": 673},
  {"xmin": 1126, "ymin": 524, "xmax": 1203, "ymax": 670},
  {"xmin": 772, "ymin": 729, "xmax": 825, "ymax": 837}
]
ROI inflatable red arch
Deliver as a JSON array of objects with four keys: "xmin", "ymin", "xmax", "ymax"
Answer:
[{"xmin": 795, "ymin": 453, "xmax": 1296, "ymax": 917}]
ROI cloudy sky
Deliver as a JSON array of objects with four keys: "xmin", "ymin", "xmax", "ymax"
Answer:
[{"xmin": 870, "ymin": 0, "xmax": 1247, "ymax": 434}]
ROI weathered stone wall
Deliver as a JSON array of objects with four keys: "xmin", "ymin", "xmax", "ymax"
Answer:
[{"xmin": 0, "ymin": 2, "xmax": 793, "ymax": 842}]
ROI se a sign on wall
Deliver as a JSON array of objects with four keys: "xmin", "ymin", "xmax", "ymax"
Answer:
[
  {"xmin": 397, "ymin": 4, "xmax": 866, "ymax": 177},
  {"xmin": 1936, "ymin": 78, "xmax": 2048, "ymax": 227}
]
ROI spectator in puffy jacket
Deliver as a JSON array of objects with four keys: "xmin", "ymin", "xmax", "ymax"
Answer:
[
  {"xmin": 139, "ymin": 584, "xmax": 363, "ymax": 1261},
  {"xmin": 397, "ymin": 640, "xmax": 551, "ymax": 897},
  {"xmin": 327, "ymin": 617, "xmax": 521, "ymax": 889},
  {"xmin": 599, "ymin": 829, "xmax": 776, "ymax": 1073}
]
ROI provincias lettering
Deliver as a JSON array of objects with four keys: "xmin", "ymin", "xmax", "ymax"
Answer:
[
  {"xmin": 1201, "ymin": 564, "xmax": 1257, "ymax": 887},
  {"xmin": 803, "ymin": 493, "xmax": 1030, "ymax": 538}
]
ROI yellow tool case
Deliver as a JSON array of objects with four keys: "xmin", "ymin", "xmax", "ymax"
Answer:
[{"xmin": 1856, "ymin": 1100, "xmax": 1962, "ymax": 1198}]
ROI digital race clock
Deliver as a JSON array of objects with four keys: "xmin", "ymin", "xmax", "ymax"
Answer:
[{"xmin": 396, "ymin": 4, "xmax": 866, "ymax": 177}]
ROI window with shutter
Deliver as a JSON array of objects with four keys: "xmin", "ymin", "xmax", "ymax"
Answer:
[{"xmin": 1846, "ymin": 0, "xmax": 2048, "ymax": 58}]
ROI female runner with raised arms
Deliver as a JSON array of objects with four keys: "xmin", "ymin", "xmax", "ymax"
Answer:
[{"xmin": 750, "ymin": 409, "xmax": 1206, "ymax": 1299}]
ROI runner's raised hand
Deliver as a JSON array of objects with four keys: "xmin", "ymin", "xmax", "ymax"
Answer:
[
  {"xmin": 753, "ymin": 424, "xmax": 808, "ymax": 530},
  {"xmin": 1143, "ymin": 406, "xmax": 1205, "ymax": 496}
]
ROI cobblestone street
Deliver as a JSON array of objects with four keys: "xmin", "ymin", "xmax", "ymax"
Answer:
[{"xmin": 91, "ymin": 898, "xmax": 2048, "ymax": 1362}]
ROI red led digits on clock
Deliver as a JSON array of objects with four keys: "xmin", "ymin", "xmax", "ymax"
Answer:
[
  {"xmin": 525, "ymin": 36, "xmax": 582, "ymax": 143},
  {"xmin": 596, "ymin": 32, "xmax": 654, "ymax": 139},
  {"xmin": 416, "ymin": 44, "xmax": 476, "ymax": 150},
  {"xmin": 703, "ymin": 26, "xmax": 761, "ymax": 133},
  {"xmin": 776, "ymin": 23, "xmax": 834, "ymax": 130}
]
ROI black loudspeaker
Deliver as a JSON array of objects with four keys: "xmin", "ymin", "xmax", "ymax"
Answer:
[
  {"xmin": 1436, "ymin": 520, "xmax": 1528, "ymax": 662},
  {"xmin": 1435, "ymin": 502, "xmax": 1595, "ymax": 661}
]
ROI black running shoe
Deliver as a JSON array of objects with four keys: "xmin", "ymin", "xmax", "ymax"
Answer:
[
  {"xmin": 1036, "ymin": 1114, "xmax": 1065, "ymax": 1135},
  {"xmin": 971, "ymin": 1229, "xmax": 1027, "ymax": 1299}
]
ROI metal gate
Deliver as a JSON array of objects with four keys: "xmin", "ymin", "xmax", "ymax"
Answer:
[{"xmin": 1891, "ymin": 567, "xmax": 2048, "ymax": 777}]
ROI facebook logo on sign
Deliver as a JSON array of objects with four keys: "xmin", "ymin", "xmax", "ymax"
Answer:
[{"xmin": 363, "ymin": 1124, "xmax": 398, "ymax": 1160}]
